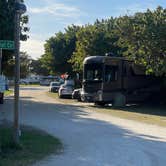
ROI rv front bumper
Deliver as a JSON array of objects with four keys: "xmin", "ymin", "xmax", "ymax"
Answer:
[
  {"xmin": 81, "ymin": 92, "xmax": 94, "ymax": 102},
  {"xmin": 81, "ymin": 90, "xmax": 104, "ymax": 102}
]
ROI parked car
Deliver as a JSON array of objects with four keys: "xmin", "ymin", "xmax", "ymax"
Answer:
[
  {"xmin": 20, "ymin": 76, "xmax": 40, "ymax": 85},
  {"xmin": 58, "ymin": 83, "xmax": 74, "ymax": 98},
  {"xmin": 40, "ymin": 76, "xmax": 61, "ymax": 86},
  {"xmin": 49, "ymin": 82, "xmax": 61, "ymax": 92},
  {"xmin": 20, "ymin": 79, "xmax": 29, "ymax": 84},
  {"xmin": 72, "ymin": 88, "xmax": 82, "ymax": 101}
]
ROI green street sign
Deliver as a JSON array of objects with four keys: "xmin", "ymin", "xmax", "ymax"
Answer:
[{"xmin": 0, "ymin": 40, "xmax": 15, "ymax": 50}]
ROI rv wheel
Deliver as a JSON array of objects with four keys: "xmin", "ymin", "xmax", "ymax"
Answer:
[{"xmin": 112, "ymin": 93, "xmax": 126, "ymax": 107}]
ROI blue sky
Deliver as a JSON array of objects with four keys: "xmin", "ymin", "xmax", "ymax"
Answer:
[{"xmin": 21, "ymin": 0, "xmax": 166, "ymax": 59}]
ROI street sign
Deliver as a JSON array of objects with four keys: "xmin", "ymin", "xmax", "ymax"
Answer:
[{"xmin": 0, "ymin": 40, "xmax": 15, "ymax": 50}]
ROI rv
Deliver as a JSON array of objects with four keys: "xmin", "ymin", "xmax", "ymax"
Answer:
[{"xmin": 81, "ymin": 56, "xmax": 159, "ymax": 106}]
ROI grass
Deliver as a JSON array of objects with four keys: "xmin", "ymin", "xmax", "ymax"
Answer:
[
  {"xmin": 46, "ymin": 91, "xmax": 75, "ymax": 104},
  {"xmin": 92, "ymin": 104, "xmax": 166, "ymax": 127},
  {"xmin": 0, "ymin": 126, "xmax": 63, "ymax": 166},
  {"xmin": 46, "ymin": 91, "xmax": 59, "ymax": 98},
  {"xmin": 4, "ymin": 90, "xmax": 13, "ymax": 96},
  {"xmin": 47, "ymin": 91, "xmax": 166, "ymax": 127},
  {"xmin": 20, "ymin": 84, "xmax": 40, "ymax": 87}
]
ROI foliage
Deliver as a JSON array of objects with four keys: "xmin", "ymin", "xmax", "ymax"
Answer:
[
  {"xmin": 116, "ymin": 6, "xmax": 166, "ymax": 76},
  {"xmin": 20, "ymin": 52, "xmax": 32, "ymax": 78},
  {"xmin": 0, "ymin": 0, "xmax": 29, "ymax": 41},
  {"xmin": 30, "ymin": 58, "xmax": 50, "ymax": 76},
  {"xmin": 70, "ymin": 18, "xmax": 122, "ymax": 72},
  {"xmin": 40, "ymin": 25, "xmax": 80, "ymax": 75},
  {"xmin": 4, "ymin": 52, "xmax": 32, "ymax": 78},
  {"xmin": 0, "ymin": 127, "xmax": 62, "ymax": 166},
  {"xmin": 41, "ymin": 7, "xmax": 165, "ymax": 76},
  {"xmin": 0, "ymin": 0, "xmax": 29, "ymax": 74}
]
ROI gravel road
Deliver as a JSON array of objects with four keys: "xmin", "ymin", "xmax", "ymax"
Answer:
[{"xmin": 1, "ymin": 86, "xmax": 166, "ymax": 166}]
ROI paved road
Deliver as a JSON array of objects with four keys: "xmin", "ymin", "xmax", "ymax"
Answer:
[{"xmin": 1, "ymin": 86, "xmax": 166, "ymax": 166}]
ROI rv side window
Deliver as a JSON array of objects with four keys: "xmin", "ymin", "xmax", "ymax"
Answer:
[
  {"xmin": 130, "ymin": 65, "xmax": 146, "ymax": 76},
  {"xmin": 105, "ymin": 66, "xmax": 118, "ymax": 82}
]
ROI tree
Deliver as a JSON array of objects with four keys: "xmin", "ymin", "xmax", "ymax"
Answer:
[
  {"xmin": 41, "ymin": 6, "xmax": 166, "ymax": 77},
  {"xmin": 4, "ymin": 52, "xmax": 32, "ymax": 78},
  {"xmin": 116, "ymin": 7, "xmax": 166, "ymax": 76},
  {"xmin": 30, "ymin": 58, "xmax": 50, "ymax": 76},
  {"xmin": 70, "ymin": 18, "xmax": 122, "ymax": 72},
  {"xmin": 0, "ymin": 0, "xmax": 29, "ymax": 74},
  {"xmin": 41, "ymin": 25, "xmax": 80, "ymax": 75},
  {"xmin": 20, "ymin": 52, "xmax": 32, "ymax": 78}
]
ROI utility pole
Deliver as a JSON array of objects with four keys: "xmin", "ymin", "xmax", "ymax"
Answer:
[{"xmin": 13, "ymin": 0, "xmax": 26, "ymax": 144}]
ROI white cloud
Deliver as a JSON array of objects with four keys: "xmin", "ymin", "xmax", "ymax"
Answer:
[
  {"xmin": 21, "ymin": 38, "xmax": 45, "ymax": 59},
  {"xmin": 29, "ymin": 3, "xmax": 81, "ymax": 19}
]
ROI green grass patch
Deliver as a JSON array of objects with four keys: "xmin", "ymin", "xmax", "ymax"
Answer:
[
  {"xmin": 47, "ymin": 91, "xmax": 166, "ymax": 127},
  {"xmin": 0, "ymin": 127, "xmax": 63, "ymax": 166},
  {"xmin": 20, "ymin": 84, "xmax": 40, "ymax": 87},
  {"xmin": 4, "ymin": 90, "xmax": 13, "ymax": 96},
  {"xmin": 46, "ymin": 91, "xmax": 59, "ymax": 99},
  {"xmin": 46, "ymin": 92, "xmax": 74, "ymax": 104}
]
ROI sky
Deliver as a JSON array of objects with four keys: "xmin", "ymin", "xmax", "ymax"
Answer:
[{"xmin": 21, "ymin": 0, "xmax": 166, "ymax": 59}]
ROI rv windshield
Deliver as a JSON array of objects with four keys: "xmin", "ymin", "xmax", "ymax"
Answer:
[
  {"xmin": 84, "ymin": 64, "xmax": 103, "ymax": 81},
  {"xmin": 105, "ymin": 65, "xmax": 118, "ymax": 82}
]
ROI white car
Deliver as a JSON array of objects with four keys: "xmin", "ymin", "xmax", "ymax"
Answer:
[
  {"xmin": 49, "ymin": 82, "xmax": 61, "ymax": 92},
  {"xmin": 58, "ymin": 83, "xmax": 74, "ymax": 98}
]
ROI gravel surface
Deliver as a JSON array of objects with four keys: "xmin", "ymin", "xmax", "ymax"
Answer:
[{"xmin": 1, "ymin": 86, "xmax": 166, "ymax": 166}]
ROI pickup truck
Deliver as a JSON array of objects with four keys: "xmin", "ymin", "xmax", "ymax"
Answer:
[{"xmin": 0, "ymin": 75, "xmax": 6, "ymax": 104}]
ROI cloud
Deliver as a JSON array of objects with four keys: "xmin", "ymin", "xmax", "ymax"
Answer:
[
  {"xmin": 21, "ymin": 38, "xmax": 45, "ymax": 59},
  {"xmin": 29, "ymin": 3, "xmax": 81, "ymax": 19}
]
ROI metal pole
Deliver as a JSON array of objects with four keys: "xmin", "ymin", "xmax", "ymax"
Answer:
[
  {"xmin": 13, "ymin": 0, "xmax": 21, "ymax": 144},
  {"xmin": 0, "ymin": 48, "xmax": 1, "ymax": 152},
  {"xmin": 0, "ymin": 49, "xmax": 2, "ymax": 74}
]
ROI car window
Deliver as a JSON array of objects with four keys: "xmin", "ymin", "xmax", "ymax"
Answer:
[{"xmin": 52, "ymin": 82, "xmax": 60, "ymax": 86}]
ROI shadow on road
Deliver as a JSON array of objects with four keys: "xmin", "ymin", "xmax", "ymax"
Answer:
[{"xmin": 1, "ymin": 97, "xmax": 166, "ymax": 165}]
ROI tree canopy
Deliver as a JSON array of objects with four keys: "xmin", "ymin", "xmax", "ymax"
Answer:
[
  {"xmin": 116, "ymin": 6, "xmax": 166, "ymax": 76},
  {"xmin": 40, "ymin": 25, "xmax": 80, "ymax": 75},
  {"xmin": 40, "ymin": 6, "xmax": 166, "ymax": 76},
  {"xmin": 0, "ymin": 0, "xmax": 29, "ymax": 75},
  {"xmin": 4, "ymin": 52, "xmax": 32, "ymax": 78}
]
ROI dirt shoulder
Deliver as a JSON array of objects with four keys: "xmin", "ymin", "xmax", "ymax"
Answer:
[
  {"xmin": 47, "ymin": 91, "xmax": 166, "ymax": 127},
  {"xmin": 90, "ymin": 104, "xmax": 166, "ymax": 127}
]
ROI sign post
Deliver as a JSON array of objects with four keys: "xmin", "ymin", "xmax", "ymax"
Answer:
[{"xmin": 13, "ymin": 0, "xmax": 26, "ymax": 145}]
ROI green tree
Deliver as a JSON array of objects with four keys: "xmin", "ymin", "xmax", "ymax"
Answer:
[
  {"xmin": 0, "ymin": 0, "xmax": 29, "ymax": 74},
  {"xmin": 30, "ymin": 59, "xmax": 49, "ymax": 76},
  {"xmin": 116, "ymin": 6, "xmax": 166, "ymax": 76},
  {"xmin": 41, "ymin": 6, "xmax": 166, "ymax": 77},
  {"xmin": 70, "ymin": 18, "xmax": 122, "ymax": 72},
  {"xmin": 20, "ymin": 52, "xmax": 32, "ymax": 78},
  {"xmin": 4, "ymin": 52, "xmax": 32, "ymax": 78},
  {"xmin": 42, "ymin": 25, "xmax": 80, "ymax": 75}
]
